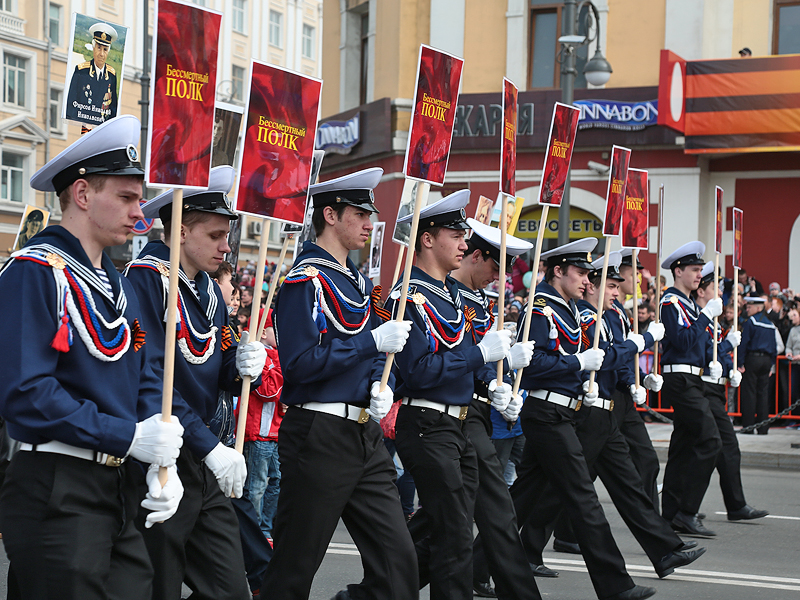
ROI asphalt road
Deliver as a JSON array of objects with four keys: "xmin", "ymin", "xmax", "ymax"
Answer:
[{"xmin": 1, "ymin": 465, "xmax": 798, "ymax": 599}]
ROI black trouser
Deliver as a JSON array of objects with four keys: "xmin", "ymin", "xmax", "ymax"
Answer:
[
  {"xmin": 705, "ymin": 382, "xmax": 747, "ymax": 512},
  {"xmin": 661, "ymin": 373, "xmax": 723, "ymax": 520},
  {"xmin": 396, "ymin": 404, "xmax": 478, "ymax": 600},
  {"xmin": 521, "ymin": 406, "xmax": 683, "ymax": 568},
  {"xmin": 510, "ymin": 399, "xmax": 634, "ymax": 599},
  {"xmin": 613, "ymin": 387, "xmax": 660, "ymax": 511},
  {"xmin": 1, "ymin": 451, "xmax": 153, "ymax": 600},
  {"xmin": 136, "ymin": 448, "xmax": 250, "ymax": 600},
  {"xmin": 741, "ymin": 353, "xmax": 773, "ymax": 433},
  {"xmin": 230, "ymin": 497, "xmax": 273, "ymax": 593},
  {"xmin": 262, "ymin": 407, "xmax": 418, "ymax": 600}
]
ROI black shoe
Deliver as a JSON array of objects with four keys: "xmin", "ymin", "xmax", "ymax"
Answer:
[
  {"xmin": 678, "ymin": 540, "xmax": 698, "ymax": 550},
  {"xmin": 671, "ymin": 511, "xmax": 716, "ymax": 537},
  {"xmin": 330, "ymin": 592, "xmax": 352, "ymax": 600},
  {"xmin": 473, "ymin": 581, "xmax": 497, "ymax": 598},
  {"xmin": 696, "ymin": 512, "xmax": 706, "ymax": 520},
  {"xmin": 530, "ymin": 563, "xmax": 559, "ymax": 577},
  {"xmin": 655, "ymin": 547, "xmax": 707, "ymax": 578},
  {"xmin": 606, "ymin": 585, "xmax": 657, "ymax": 600},
  {"xmin": 553, "ymin": 538, "xmax": 581, "ymax": 554},
  {"xmin": 728, "ymin": 504, "xmax": 769, "ymax": 521}
]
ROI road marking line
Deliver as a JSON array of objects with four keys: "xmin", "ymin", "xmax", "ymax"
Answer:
[
  {"xmin": 326, "ymin": 548, "xmax": 361, "ymax": 556},
  {"xmin": 714, "ymin": 511, "xmax": 800, "ymax": 521}
]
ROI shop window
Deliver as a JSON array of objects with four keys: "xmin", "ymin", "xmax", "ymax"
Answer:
[{"xmin": 774, "ymin": 0, "xmax": 800, "ymax": 54}]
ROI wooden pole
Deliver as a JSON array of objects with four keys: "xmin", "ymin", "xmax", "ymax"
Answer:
[
  {"xmin": 158, "ymin": 189, "xmax": 185, "ymax": 486},
  {"xmin": 234, "ymin": 219, "xmax": 271, "ymax": 454},
  {"xmin": 379, "ymin": 181, "xmax": 430, "ymax": 391},
  {"xmin": 512, "ymin": 204, "xmax": 550, "ymax": 396},
  {"xmin": 496, "ymin": 197, "xmax": 508, "ymax": 382},
  {"xmin": 733, "ymin": 267, "xmax": 740, "ymax": 368},
  {"xmin": 633, "ymin": 249, "xmax": 641, "ymax": 389},
  {"xmin": 712, "ymin": 252, "xmax": 720, "ymax": 363},
  {"xmin": 587, "ymin": 238, "xmax": 612, "ymax": 392}
]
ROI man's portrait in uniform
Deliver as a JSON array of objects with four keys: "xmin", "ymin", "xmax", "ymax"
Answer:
[
  {"xmin": 369, "ymin": 222, "xmax": 385, "ymax": 279},
  {"xmin": 13, "ymin": 205, "xmax": 50, "ymax": 252},
  {"xmin": 211, "ymin": 103, "xmax": 243, "ymax": 168},
  {"xmin": 64, "ymin": 14, "xmax": 129, "ymax": 127}
]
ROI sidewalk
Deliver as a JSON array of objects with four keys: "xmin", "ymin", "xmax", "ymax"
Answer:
[{"xmin": 645, "ymin": 421, "xmax": 800, "ymax": 470}]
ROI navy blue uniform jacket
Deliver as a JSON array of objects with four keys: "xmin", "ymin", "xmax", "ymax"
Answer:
[{"xmin": 659, "ymin": 287, "xmax": 713, "ymax": 368}]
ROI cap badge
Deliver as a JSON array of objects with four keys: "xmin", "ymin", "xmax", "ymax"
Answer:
[
  {"xmin": 157, "ymin": 262, "xmax": 170, "ymax": 278},
  {"xmin": 126, "ymin": 144, "xmax": 138, "ymax": 162},
  {"xmin": 459, "ymin": 208, "xmax": 466, "ymax": 219},
  {"xmin": 587, "ymin": 252, "xmax": 592, "ymax": 262},
  {"xmin": 412, "ymin": 292, "xmax": 426, "ymax": 305},
  {"xmin": 303, "ymin": 266, "xmax": 319, "ymax": 278},
  {"xmin": 46, "ymin": 253, "xmax": 66, "ymax": 270}
]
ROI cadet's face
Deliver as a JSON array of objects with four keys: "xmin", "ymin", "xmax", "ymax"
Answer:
[
  {"xmin": 331, "ymin": 205, "xmax": 373, "ymax": 251},
  {"xmin": 93, "ymin": 41, "xmax": 109, "ymax": 69},
  {"xmin": 604, "ymin": 280, "xmax": 621, "ymax": 310},
  {"xmin": 619, "ymin": 265, "xmax": 639, "ymax": 295},
  {"xmin": 475, "ymin": 254, "xmax": 500, "ymax": 289},
  {"xmin": 180, "ymin": 214, "xmax": 232, "ymax": 277},
  {"xmin": 746, "ymin": 303, "xmax": 762, "ymax": 316},
  {"xmin": 676, "ymin": 265, "xmax": 703, "ymax": 290},
  {"xmin": 429, "ymin": 228, "xmax": 468, "ymax": 272},
  {"xmin": 559, "ymin": 265, "xmax": 590, "ymax": 300},
  {"xmin": 215, "ymin": 273, "xmax": 234, "ymax": 305},
  {"xmin": 86, "ymin": 177, "xmax": 144, "ymax": 248}
]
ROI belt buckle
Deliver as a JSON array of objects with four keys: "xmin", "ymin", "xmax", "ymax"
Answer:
[
  {"xmin": 357, "ymin": 408, "xmax": 370, "ymax": 424},
  {"xmin": 459, "ymin": 406, "xmax": 468, "ymax": 420},
  {"xmin": 699, "ymin": 367, "xmax": 704, "ymax": 376},
  {"xmin": 609, "ymin": 399, "xmax": 614, "ymax": 412},
  {"xmin": 575, "ymin": 399, "xmax": 582, "ymax": 411},
  {"xmin": 105, "ymin": 455, "xmax": 123, "ymax": 468}
]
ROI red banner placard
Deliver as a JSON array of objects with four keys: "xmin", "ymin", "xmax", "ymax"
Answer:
[
  {"xmin": 602, "ymin": 145, "xmax": 631, "ymax": 237},
  {"xmin": 235, "ymin": 61, "xmax": 322, "ymax": 225},
  {"xmin": 500, "ymin": 78, "xmax": 518, "ymax": 197},
  {"xmin": 403, "ymin": 45, "xmax": 464, "ymax": 186},
  {"xmin": 733, "ymin": 207, "xmax": 743, "ymax": 269},
  {"xmin": 621, "ymin": 168, "xmax": 649, "ymax": 249},
  {"xmin": 146, "ymin": 0, "xmax": 221, "ymax": 188},
  {"xmin": 714, "ymin": 186, "xmax": 723, "ymax": 254},
  {"xmin": 538, "ymin": 102, "xmax": 580, "ymax": 206}
]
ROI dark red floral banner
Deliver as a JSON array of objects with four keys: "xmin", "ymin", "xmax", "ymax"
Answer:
[
  {"xmin": 733, "ymin": 207, "xmax": 743, "ymax": 269},
  {"xmin": 235, "ymin": 61, "xmax": 322, "ymax": 225},
  {"xmin": 404, "ymin": 45, "xmax": 463, "ymax": 186},
  {"xmin": 715, "ymin": 186, "xmax": 723, "ymax": 254},
  {"xmin": 147, "ymin": 0, "xmax": 221, "ymax": 188},
  {"xmin": 500, "ymin": 78, "xmax": 517, "ymax": 197},
  {"xmin": 602, "ymin": 145, "xmax": 631, "ymax": 237},
  {"xmin": 621, "ymin": 168, "xmax": 649, "ymax": 249},
  {"xmin": 538, "ymin": 102, "xmax": 580, "ymax": 206}
]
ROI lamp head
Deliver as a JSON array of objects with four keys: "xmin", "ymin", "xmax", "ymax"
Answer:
[{"xmin": 584, "ymin": 47, "xmax": 612, "ymax": 86}]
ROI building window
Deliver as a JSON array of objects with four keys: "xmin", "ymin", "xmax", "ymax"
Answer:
[
  {"xmin": 359, "ymin": 13, "xmax": 369, "ymax": 105},
  {"xmin": 528, "ymin": 4, "xmax": 591, "ymax": 89},
  {"xmin": 775, "ymin": 0, "xmax": 800, "ymax": 54},
  {"xmin": 269, "ymin": 11, "xmax": 283, "ymax": 48},
  {"xmin": 49, "ymin": 87, "xmax": 63, "ymax": 133},
  {"xmin": 231, "ymin": 65, "xmax": 244, "ymax": 101},
  {"xmin": 49, "ymin": 4, "xmax": 62, "ymax": 46},
  {"xmin": 3, "ymin": 54, "xmax": 26, "ymax": 108},
  {"xmin": 191, "ymin": 0, "xmax": 206, "ymax": 7},
  {"xmin": 302, "ymin": 24, "xmax": 314, "ymax": 59},
  {"xmin": 0, "ymin": 0, "xmax": 12, "ymax": 13},
  {"xmin": 232, "ymin": 0, "xmax": 246, "ymax": 34},
  {"xmin": 1, "ymin": 152, "xmax": 24, "ymax": 203}
]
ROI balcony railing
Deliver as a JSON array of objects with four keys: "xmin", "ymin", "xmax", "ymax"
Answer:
[{"xmin": 0, "ymin": 11, "xmax": 25, "ymax": 36}]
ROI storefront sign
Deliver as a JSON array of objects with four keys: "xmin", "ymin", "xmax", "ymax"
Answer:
[
  {"xmin": 315, "ymin": 113, "xmax": 360, "ymax": 155},
  {"xmin": 574, "ymin": 99, "xmax": 658, "ymax": 131}
]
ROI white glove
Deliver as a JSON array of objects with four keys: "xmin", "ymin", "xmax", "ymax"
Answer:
[
  {"xmin": 627, "ymin": 333, "xmax": 645, "ymax": 353},
  {"xmin": 478, "ymin": 329, "xmax": 513, "ymax": 363},
  {"xmin": 581, "ymin": 379, "xmax": 599, "ymax": 406},
  {"xmin": 643, "ymin": 373, "xmax": 663, "ymax": 392},
  {"xmin": 647, "ymin": 322, "xmax": 665, "ymax": 342},
  {"xmin": 488, "ymin": 379, "xmax": 512, "ymax": 412},
  {"xmin": 203, "ymin": 442, "xmax": 247, "ymax": 498},
  {"xmin": 630, "ymin": 384, "xmax": 647, "ymax": 406},
  {"xmin": 127, "ymin": 414, "xmax": 184, "ymax": 467},
  {"xmin": 141, "ymin": 464, "xmax": 184, "ymax": 528},
  {"xmin": 729, "ymin": 369, "xmax": 742, "ymax": 387},
  {"xmin": 236, "ymin": 331, "xmax": 268, "ymax": 379},
  {"xmin": 576, "ymin": 348, "xmax": 605, "ymax": 372},
  {"xmin": 707, "ymin": 361, "xmax": 723, "ymax": 380},
  {"xmin": 726, "ymin": 330, "xmax": 742, "ymax": 348},
  {"xmin": 701, "ymin": 297, "xmax": 723, "ymax": 320},
  {"xmin": 508, "ymin": 341, "xmax": 535, "ymax": 370},
  {"xmin": 371, "ymin": 320, "xmax": 412, "ymax": 353},
  {"xmin": 367, "ymin": 382, "xmax": 394, "ymax": 421},
  {"xmin": 502, "ymin": 394, "xmax": 523, "ymax": 422}
]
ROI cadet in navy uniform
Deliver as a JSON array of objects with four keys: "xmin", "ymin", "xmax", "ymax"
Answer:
[
  {"xmin": 738, "ymin": 296, "xmax": 780, "ymax": 434},
  {"xmin": 388, "ymin": 194, "xmax": 513, "ymax": 600},
  {"xmin": 510, "ymin": 239, "xmax": 656, "ymax": 600},
  {"xmin": 694, "ymin": 263, "xmax": 768, "ymax": 521},
  {"xmin": 125, "ymin": 166, "xmax": 267, "ymax": 600},
  {"xmin": 66, "ymin": 22, "xmax": 119, "ymax": 124},
  {"xmin": 440, "ymin": 215, "xmax": 540, "ymax": 600},
  {"xmin": 659, "ymin": 242, "xmax": 726, "ymax": 536},
  {"xmin": 0, "ymin": 115, "xmax": 184, "ymax": 600},
  {"xmin": 262, "ymin": 168, "xmax": 417, "ymax": 600}
]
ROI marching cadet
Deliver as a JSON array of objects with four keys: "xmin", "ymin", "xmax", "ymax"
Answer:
[
  {"xmin": 509, "ymin": 239, "xmax": 656, "ymax": 600},
  {"xmin": 659, "ymin": 242, "xmax": 734, "ymax": 536},
  {"xmin": 0, "ymin": 115, "xmax": 184, "ymax": 599},
  {"xmin": 694, "ymin": 263, "xmax": 768, "ymax": 520},
  {"xmin": 388, "ymin": 193, "xmax": 513, "ymax": 600},
  {"xmin": 262, "ymin": 168, "xmax": 417, "ymax": 600},
  {"xmin": 125, "ymin": 166, "xmax": 268, "ymax": 600},
  {"xmin": 738, "ymin": 296, "xmax": 781, "ymax": 435},
  {"xmin": 66, "ymin": 22, "xmax": 118, "ymax": 124}
]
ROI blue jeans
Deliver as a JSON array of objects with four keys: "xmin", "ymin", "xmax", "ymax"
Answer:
[{"xmin": 244, "ymin": 440, "xmax": 281, "ymax": 538}]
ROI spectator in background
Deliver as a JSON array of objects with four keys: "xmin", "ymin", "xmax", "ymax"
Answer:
[
  {"xmin": 229, "ymin": 287, "xmax": 241, "ymax": 330},
  {"xmin": 638, "ymin": 302, "xmax": 654, "ymax": 333},
  {"xmin": 739, "ymin": 269, "xmax": 763, "ymax": 297},
  {"xmin": 241, "ymin": 286, "xmax": 254, "ymax": 311},
  {"xmin": 739, "ymin": 47, "xmax": 752, "ymax": 57},
  {"xmin": 784, "ymin": 307, "xmax": 800, "ymax": 412},
  {"xmin": 511, "ymin": 255, "xmax": 530, "ymax": 295}
]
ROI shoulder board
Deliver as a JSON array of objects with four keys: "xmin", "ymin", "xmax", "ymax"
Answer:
[
  {"xmin": 77, "ymin": 61, "xmax": 91, "ymax": 70},
  {"xmin": 579, "ymin": 310, "xmax": 597, "ymax": 324},
  {"xmin": 661, "ymin": 293, "xmax": 680, "ymax": 306},
  {"xmin": 106, "ymin": 65, "xmax": 116, "ymax": 75},
  {"xmin": 533, "ymin": 296, "xmax": 547, "ymax": 307}
]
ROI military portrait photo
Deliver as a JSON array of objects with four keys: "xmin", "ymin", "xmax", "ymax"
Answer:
[
  {"xmin": 63, "ymin": 13, "xmax": 129, "ymax": 127},
  {"xmin": 12, "ymin": 205, "xmax": 50, "ymax": 252}
]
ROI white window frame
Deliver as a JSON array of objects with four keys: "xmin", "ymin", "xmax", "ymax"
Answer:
[
  {"xmin": 302, "ymin": 23, "xmax": 314, "ymax": 59},
  {"xmin": 232, "ymin": 0, "xmax": 247, "ymax": 35},
  {"xmin": 0, "ymin": 44, "xmax": 37, "ymax": 116},
  {"xmin": 0, "ymin": 0, "xmax": 14, "ymax": 14},
  {"xmin": 231, "ymin": 64, "xmax": 245, "ymax": 102},
  {"xmin": 269, "ymin": 10, "xmax": 283, "ymax": 49},
  {"xmin": 48, "ymin": 3, "xmax": 62, "ymax": 47},
  {"xmin": 49, "ymin": 84, "xmax": 66, "ymax": 139},
  {"xmin": 0, "ymin": 145, "xmax": 33, "ymax": 206}
]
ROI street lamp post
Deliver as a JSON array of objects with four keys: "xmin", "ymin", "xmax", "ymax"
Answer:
[{"xmin": 556, "ymin": 0, "xmax": 613, "ymax": 245}]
